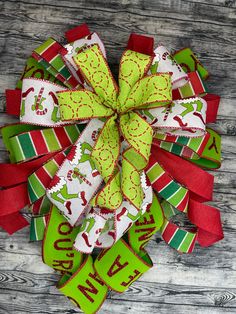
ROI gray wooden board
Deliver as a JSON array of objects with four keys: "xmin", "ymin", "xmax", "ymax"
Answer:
[{"xmin": 0, "ymin": 0, "xmax": 236, "ymax": 313}]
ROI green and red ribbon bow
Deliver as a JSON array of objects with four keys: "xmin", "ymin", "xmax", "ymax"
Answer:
[
  {"xmin": 0, "ymin": 24, "xmax": 224, "ymax": 314},
  {"xmin": 56, "ymin": 43, "xmax": 171, "ymax": 211}
]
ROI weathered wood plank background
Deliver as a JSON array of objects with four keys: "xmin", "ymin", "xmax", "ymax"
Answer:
[{"xmin": 0, "ymin": 0, "xmax": 236, "ymax": 313}]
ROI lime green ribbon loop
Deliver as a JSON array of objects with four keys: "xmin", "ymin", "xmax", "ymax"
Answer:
[{"xmin": 57, "ymin": 44, "xmax": 172, "ymax": 210}]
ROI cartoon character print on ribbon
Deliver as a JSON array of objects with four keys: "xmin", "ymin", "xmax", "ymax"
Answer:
[
  {"xmin": 0, "ymin": 23, "xmax": 224, "ymax": 314},
  {"xmin": 73, "ymin": 171, "xmax": 153, "ymax": 253},
  {"xmin": 150, "ymin": 45, "xmax": 188, "ymax": 89},
  {"xmin": 20, "ymin": 78, "xmax": 70, "ymax": 125},
  {"xmin": 47, "ymin": 42, "xmax": 173, "ymax": 250},
  {"xmin": 140, "ymin": 97, "xmax": 207, "ymax": 137},
  {"xmin": 47, "ymin": 119, "xmax": 104, "ymax": 226}
]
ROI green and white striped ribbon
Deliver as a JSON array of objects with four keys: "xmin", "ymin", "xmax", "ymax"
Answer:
[
  {"xmin": 30, "ymin": 214, "xmax": 49, "ymax": 241},
  {"xmin": 146, "ymin": 161, "xmax": 189, "ymax": 213},
  {"xmin": 9, "ymin": 124, "xmax": 82, "ymax": 163},
  {"xmin": 28, "ymin": 150, "xmax": 69, "ymax": 204},
  {"xmin": 153, "ymin": 131, "xmax": 210, "ymax": 160},
  {"xmin": 160, "ymin": 201, "xmax": 197, "ymax": 253}
]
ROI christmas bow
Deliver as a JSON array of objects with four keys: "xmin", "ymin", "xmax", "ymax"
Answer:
[
  {"xmin": 54, "ymin": 44, "xmax": 171, "ymax": 213},
  {"xmin": 0, "ymin": 24, "xmax": 224, "ymax": 314}
]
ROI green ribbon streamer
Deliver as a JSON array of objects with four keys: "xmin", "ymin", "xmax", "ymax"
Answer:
[
  {"xmin": 190, "ymin": 128, "xmax": 221, "ymax": 169},
  {"xmin": 43, "ymin": 194, "xmax": 163, "ymax": 313}
]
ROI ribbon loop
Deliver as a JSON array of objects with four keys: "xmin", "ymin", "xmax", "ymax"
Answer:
[
  {"xmin": 32, "ymin": 38, "xmax": 80, "ymax": 88},
  {"xmin": 94, "ymin": 172, "xmax": 122, "ymax": 210},
  {"xmin": 128, "ymin": 193, "xmax": 164, "ymax": 252},
  {"xmin": 46, "ymin": 119, "xmax": 104, "ymax": 226},
  {"xmin": 120, "ymin": 73, "xmax": 172, "ymax": 113},
  {"xmin": 20, "ymin": 78, "xmax": 68, "ymax": 125},
  {"xmin": 91, "ymin": 116, "xmax": 120, "ymax": 181},
  {"xmin": 94, "ymin": 239, "xmax": 152, "ymax": 293},
  {"xmin": 43, "ymin": 205, "xmax": 83, "ymax": 273},
  {"xmin": 118, "ymin": 49, "xmax": 153, "ymax": 105},
  {"xmin": 173, "ymin": 47, "xmax": 209, "ymax": 80},
  {"xmin": 73, "ymin": 44, "xmax": 118, "ymax": 106},
  {"xmin": 58, "ymin": 90, "xmax": 114, "ymax": 121},
  {"xmin": 142, "ymin": 97, "xmax": 207, "ymax": 137},
  {"xmin": 120, "ymin": 112, "xmax": 153, "ymax": 165},
  {"xmin": 58, "ymin": 255, "xmax": 108, "ymax": 314}
]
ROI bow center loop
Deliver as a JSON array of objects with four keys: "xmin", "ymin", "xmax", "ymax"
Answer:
[
  {"xmin": 104, "ymin": 98, "xmax": 128, "ymax": 122},
  {"xmin": 112, "ymin": 108, "xmax": 127, "ymax": 124},
  {"xmin": 103, "ymin": 97, "xmax": 124, "ymax": 118},
  {"xmin": 104, "ymin": 98, "xmax": 118, "ymax": 110}
]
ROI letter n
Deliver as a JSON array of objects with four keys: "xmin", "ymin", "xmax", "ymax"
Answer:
[{"xmin": 77, "ymin": 280, "xmax": 98, "ymax": 303}]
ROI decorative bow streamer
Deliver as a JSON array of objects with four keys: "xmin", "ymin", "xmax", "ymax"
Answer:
[{"xmin": 0, "ymin": 24, "xmax": 224, "ymax": 314}]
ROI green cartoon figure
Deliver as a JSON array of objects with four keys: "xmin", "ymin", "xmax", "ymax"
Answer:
[
  {"xmin": 173, "ymin": 99, "xmax": 204, "ymax": 127},
  {"xmin": 78, "ymin": 209, "xmax": 115, "ymax": 248},
  {"xmin": 48, "ymin": 142, "xmax": 100, "ymax": 216},
  {"xmin": 47, "ymin": 175, "xmax": 83, "ymax": 215},
  {"xmin": 139, "ymin": 109, "xmax": 158, "ymax": 125},
  {"xmin": 67, "ymin": 143, "xmax": 100, "ymax": 178}
]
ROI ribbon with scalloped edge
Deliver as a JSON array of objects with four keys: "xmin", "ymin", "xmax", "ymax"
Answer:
[{"xmin": 0, "ymin": 24, "xmax": 224, "ymax": 314}]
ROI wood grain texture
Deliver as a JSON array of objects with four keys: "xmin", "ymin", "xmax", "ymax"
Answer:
[{"xmin": 0, "ymin": 0, "xmax": 236, "ymax": 313}]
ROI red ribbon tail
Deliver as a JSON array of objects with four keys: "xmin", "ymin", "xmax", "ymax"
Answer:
[
  {"xmin": 0, "ymin": 183, "xmax": 30, "ymax": 234},
  {"xmin": 204, "ymin": 93, "xmax": 220, "ymax": 123},
  {"xmin": 65, "ymin": 23, "xmax": 91, "ymax": 43},
  {"xmin": 150, "ymin": 146, "xmax": 214, "ymax": 202},
  {"xmin": 127, "ymin": 33, "xmax": 154, "ymax": 56},
  {"xmin": 0, "ymin": 153, "xmax": 57, "ymax": 188},
  {"xmin": 0, "ymin": 212, "xmax": 29, "ymax": 235},
  {"xmin": 5, "ymin": 89, "xmax": 21, "ymax": 117},
  {"xmin": 188, "ymin": 199, "xmax": 224, "ymax": 246}
]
